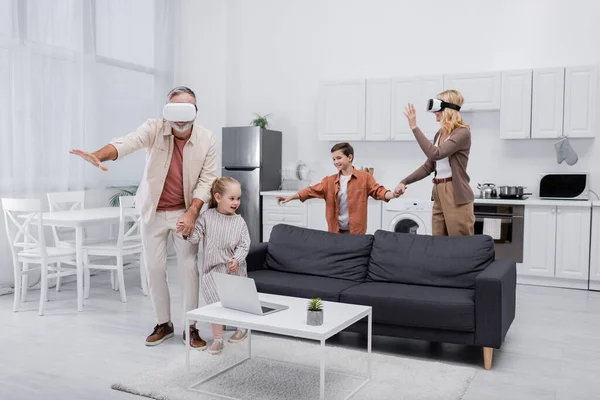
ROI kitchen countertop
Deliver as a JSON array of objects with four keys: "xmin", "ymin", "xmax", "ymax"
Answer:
[
  {"xmin": 261, "ymin": 190, "xmax": 297, "ymax": 196},
  {"xmin": 262, "ymin": 191, "xmax": 593, "ymax": 207},
  {"xmin": 260, "ymin": 190, "xmax": 380, "ymax": 202},
  {"xmin": 474, "ymin": 197, "xmax": 592, "ymax": 207},
  {"xmin": 263, "ymin": 191, "xmax": 594, "ymax": 207}
]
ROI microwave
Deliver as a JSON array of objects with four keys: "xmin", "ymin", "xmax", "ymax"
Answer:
[{"xmin": 539, "ymin": 173, "xmax": 589, "ymax": 200}]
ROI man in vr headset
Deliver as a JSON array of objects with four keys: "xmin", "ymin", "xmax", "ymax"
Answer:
[
  {"xmin": 393, "ymin": 90, "xmax": 475, "ymax": 236},
  {"xmin": 70, "ymin": 86, "xmax": 216, "ymax": 349}
]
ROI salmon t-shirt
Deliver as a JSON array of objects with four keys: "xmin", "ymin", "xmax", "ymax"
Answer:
[{"xmin": 156, "ymin": 137, "xmax": 187, "ymax": 211}]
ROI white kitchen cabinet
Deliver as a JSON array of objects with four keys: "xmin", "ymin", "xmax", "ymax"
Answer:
[
  {"xmin": 307, "ymin": 199, "xmax": 328, "ymax": 231},
  {"xmin": 261, "ymin": 195, "xmax": 308, "ymax": 242},
  {"xmin": 499, "ymin": 70, "xmax": 532, "ymax": 139},
  {"xmin": 391, "ymin": 76, "xmax": 442, "ymax": 141},
  {"xmin": 531, "ymin": 67, "xmax": 565, "ymax": 139},
  {"xmin": 522, "ymin": 206, "xmax": 556, "ymax": 277},
  {"xmin": 564, "ymin": 65, "xmax": 597, "ymax": 139},
  {"xmin": 443, "ymin": 72, "xmax": 502, "ymax": 111},
  {"xmin": 318, "ymin": 79, "xmax": 366, "ymax": 141},
  {"xmin": 522, "ymin": 205, "xmax": 591, "ymax": 288},
  {"xmin": 366, "ymin": 199, "xmax": 382, "ymax": 234},
  {"xmin": 365, "ymin": 78, "xmax": 391, "ymax": 141},
  {"xmin": 555, "ymin": 206, "xmax": 591, "ymax": 280},
  {"xmin": 589, "ymin": 206, "xmax": 600, "ymax": 290}
]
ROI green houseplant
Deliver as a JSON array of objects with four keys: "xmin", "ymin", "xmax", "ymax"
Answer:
[
  {"xmin": 109, "ymin": 185, "xmax": 138, "ymax": 207},
  {"xmin": 250, "ymin": 113, "xmax": 272, "ymax": 129},
  {"xmin": 307, "ymin": 297, "xmax": 324, "ymax": 326}
]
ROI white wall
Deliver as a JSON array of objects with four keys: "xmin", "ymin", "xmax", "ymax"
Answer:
[
  {"xmin": 179, "ymin": 0, "xmax": 228, "ymax": 174},
  {"xmin": 185, "ymin": 0, "xmax": 600, "ymax": 199}
]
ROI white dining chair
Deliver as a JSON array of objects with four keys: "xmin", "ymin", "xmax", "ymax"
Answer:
[
  {"xmin": 83, "ymin": 196, "xmax": 147, "ymax": 302},
  {"xmin": 46, "ymin": 191, "xmax": 85, "ymax": 292},
  {"xmin": 2, "ymin": 198, "xmax": 78, "ymax": 316}
]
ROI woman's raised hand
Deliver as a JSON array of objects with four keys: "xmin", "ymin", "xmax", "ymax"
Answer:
[{"xmin": 403, "ymin": 103, "xmax": 417, "ymax": 130}]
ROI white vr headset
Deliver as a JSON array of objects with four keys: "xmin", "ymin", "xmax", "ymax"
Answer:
[
  {"xmin": 163, "ymin": 103, "xmax": 197, "ymax": 122},
  {"xmin": 426, "ymin": 98, "xmax": 461, "ymax": 113}
]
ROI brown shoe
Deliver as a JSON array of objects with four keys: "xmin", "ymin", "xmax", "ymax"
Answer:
[
  {"xmin": 183, "ymin": 326, "xmax": 207, "ymax": 350},
  {"xmin": 145, "ymin": 322, "xmax": 174, "ymax": 346}
]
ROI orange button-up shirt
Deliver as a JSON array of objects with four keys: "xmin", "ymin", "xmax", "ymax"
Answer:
[{"xmin": 298, "ymin": 168, "xmax": 391, "ymax": 234}]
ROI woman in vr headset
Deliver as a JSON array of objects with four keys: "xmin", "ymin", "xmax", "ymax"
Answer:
[{"xmin": 393, "ymin": 90, "xmax": 475, "ymax": 236}]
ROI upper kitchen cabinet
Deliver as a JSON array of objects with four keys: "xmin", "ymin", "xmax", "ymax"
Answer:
[
  {"xmin": 499, "ymin": 70, "xmax": 532, "ymax": 139},
  {"xmin": 318, "ymin": 79, "xmax": 366, "ymax": 141},
  {"xmin": 365, "ymin": 78, "xmax": 392, "ymax": 141},
  {"xmin": 563, "ymin": 65, "xmax": 597, "ymax": 138},
  {"xmin": 531, "ymin": 67, "xmax": 565, "ymax": 139},
  {"xmin": 391, "ymin": 76, "xmax": 443, "ymax": 141},
  {"xmin": 443, "ymin": 72, "xmax": 501, "ymax": 111}
]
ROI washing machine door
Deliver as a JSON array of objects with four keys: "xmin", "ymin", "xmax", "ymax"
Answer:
[{"xmin": 389, "ymin": 213, "xmax": 427, "ymax": 235}]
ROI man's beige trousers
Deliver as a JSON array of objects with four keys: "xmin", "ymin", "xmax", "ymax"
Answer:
[{"xmin": 141, "ymin": 209, "xmax": 199, "ymax": 325}]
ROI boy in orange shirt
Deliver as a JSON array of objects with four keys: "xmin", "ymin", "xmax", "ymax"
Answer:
[{"xmin": 277, "ymin": 142, "xmax": 397, "ymax": 234}]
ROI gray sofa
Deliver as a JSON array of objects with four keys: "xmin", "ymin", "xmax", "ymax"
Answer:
[{"xmin": 247, "ymin": 224, "xmax": 516, "ymax": 370}]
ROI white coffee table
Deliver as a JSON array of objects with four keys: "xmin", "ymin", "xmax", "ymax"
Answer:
[{"xmin": 185, "ymin": 293, "xmax": 372, "ymax": 400}]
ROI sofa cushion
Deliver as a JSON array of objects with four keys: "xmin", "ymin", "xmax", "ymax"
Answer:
[
  {"xmin": 265, "ymin": 224, "xmax": 373, "ymax": 282},
  {"xmin": 367, "ymin": 230, "xmax": 494, "ymax": 289},
  {"xmin": 249, "ymin": 269, "xmax": 361, "ymax": 302},
  {"xmin": 340, "ymin": 282, "xmax": 475, "ymax": 332}
]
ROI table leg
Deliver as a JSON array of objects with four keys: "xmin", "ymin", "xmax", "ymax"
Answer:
[
  {"xmin": 320, "ymin": 338, "xmax": 325, "ymax": 400},
  {"xmin": 248, "ymin": 329, "xmax": 252, "ymax": 358},
  {"xmin": 76, "ymin": 227, "xmax": 83, "ymax": 311},
  {"xmin": 186, "ymin": 316, "xmax": 191, "ymax": 388},
  {"xmin": 367, "ymin": 311, "xmax": 372, "ymax": 378}
]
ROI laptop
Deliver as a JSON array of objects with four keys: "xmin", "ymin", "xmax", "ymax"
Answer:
[{"xmin": 213, "ymin": 273, "xmax": 289, "ymax": 316}]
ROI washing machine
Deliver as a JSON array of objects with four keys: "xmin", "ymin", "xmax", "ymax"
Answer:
[{"xmin": 382, "ymin": 198, "xmax": 433, "ymax": 235}]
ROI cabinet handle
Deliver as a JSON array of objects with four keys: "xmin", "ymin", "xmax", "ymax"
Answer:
[
  {"xmin": 551, "ymin": 209, "xmax": 555, "ymax": 214},
  {"xmin": 557, "ymin": 208, "xmax": 561, "ymax": 214}
]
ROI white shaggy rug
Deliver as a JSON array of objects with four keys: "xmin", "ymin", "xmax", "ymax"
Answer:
[{"xmin": 112, "ymin": 335, "xmax": 477, "ymax": 400}]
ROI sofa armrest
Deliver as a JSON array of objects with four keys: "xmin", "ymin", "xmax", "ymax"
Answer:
[
  {"xmin": 247, "ymin": 243, "xmax": 268, "ymax": 272},
  {"xmin": 474, "ymin": 259, "xmax": 516, "ymax": 348}
]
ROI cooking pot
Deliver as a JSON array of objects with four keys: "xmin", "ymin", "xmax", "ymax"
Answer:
[
  {"xmin": 497, "ymin": 185, "xmax": 532, "ymax": 199},
  {"xmin": 477, "ymin": 183, "xmax": 497, "ymax": 198}
]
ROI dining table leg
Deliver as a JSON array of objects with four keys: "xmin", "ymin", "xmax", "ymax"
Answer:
[{"xmin": 76, "ymin": 226, "xmax": 84, "ymax": 311}]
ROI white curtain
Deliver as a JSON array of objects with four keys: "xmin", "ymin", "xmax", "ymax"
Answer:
[{"xmin": 0, "ymin": 0, "xmax": 180, "ymax": 289}]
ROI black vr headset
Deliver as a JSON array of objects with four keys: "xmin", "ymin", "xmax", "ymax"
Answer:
[{"xmin": 426, "ymin": 98, "xmax": 461, "ymax": 113}]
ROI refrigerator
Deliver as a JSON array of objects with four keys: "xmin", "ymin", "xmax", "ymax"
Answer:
[{"xmin": 222, "ymin": 126, "xmax": 282, "ymax": 244}]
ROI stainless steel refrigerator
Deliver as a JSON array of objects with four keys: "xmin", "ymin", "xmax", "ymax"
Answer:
[{"xmin": 222, "ymin": 126, "xmax": 282, "ymax": 244}]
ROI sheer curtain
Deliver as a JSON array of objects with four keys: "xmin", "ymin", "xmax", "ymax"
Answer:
[{"xmin": 0, "ymin": 0, "xmax": 180, "ymax": 289}]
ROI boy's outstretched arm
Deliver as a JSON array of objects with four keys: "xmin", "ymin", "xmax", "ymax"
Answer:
[
  {"xmin": 277, "ymin": 179, "xmax": 326, "ymax": 205},
  {"xmin": 367, "ymin": 174, "xmax": 394, "ymax": 201}
]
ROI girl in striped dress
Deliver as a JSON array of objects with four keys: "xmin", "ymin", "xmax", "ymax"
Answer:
[{"xmin": 186, "ymin": 177, "xmax": 251, "ymax": 355}]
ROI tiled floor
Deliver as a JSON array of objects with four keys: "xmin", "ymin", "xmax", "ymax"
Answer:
[{"xmin": 1, "ymin": 265, "xmax": 599, "ymax": 399}]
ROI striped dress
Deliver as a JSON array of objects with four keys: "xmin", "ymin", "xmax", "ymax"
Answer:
[{"xmin": 187, "ymin": 208, "xmax": 251, "ymax": 304}]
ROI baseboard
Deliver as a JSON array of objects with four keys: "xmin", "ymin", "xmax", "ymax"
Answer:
[{"xmin": 517, "ymin": 275, "xmax": 588, "ymax": 290}]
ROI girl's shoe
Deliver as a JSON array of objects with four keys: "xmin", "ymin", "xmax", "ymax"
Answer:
[
  {"xmin": 228, "ymin": 329, "xmax": 248, "ymax": 343},
  {"xmin": 208, "ymin": 340, "xmax": 224, "ymax": 355}
]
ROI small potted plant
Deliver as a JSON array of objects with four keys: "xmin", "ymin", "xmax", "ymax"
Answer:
[
  {"xmin": 250, "ymin": 113, "xmax": 272, "ymax": 129},
  {"xmin": 307, "ymin": 297, "xmax": 324, "ymax": 326}
]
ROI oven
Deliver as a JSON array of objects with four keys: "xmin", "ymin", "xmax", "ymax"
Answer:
[{"xmin": 474, "ymin": 204, "xmax": 524, "ymax": 263}]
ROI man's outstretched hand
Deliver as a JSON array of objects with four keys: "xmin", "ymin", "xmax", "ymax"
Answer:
[{"xmin": 70, "ymin": 149, "xmax": 108, "ymax": 171}]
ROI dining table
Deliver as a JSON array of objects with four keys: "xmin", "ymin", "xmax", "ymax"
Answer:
[{"xmin": 37, "ymin": 207, "xmax": 127, "ymax": 311}]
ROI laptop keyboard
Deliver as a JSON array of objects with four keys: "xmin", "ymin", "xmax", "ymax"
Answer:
[{"xmin": 261, "ymin": 306, "xmax": 275, "ymax": 313}]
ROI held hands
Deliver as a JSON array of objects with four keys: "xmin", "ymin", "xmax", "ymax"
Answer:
[
  {"xmin": 69, "ymin": 149, "xmax": 108, "ymax": 171},
  {"xmin": 228, "ymin": 258, "xmax": 239, "ymax": 273},
  {"xmin": 393, "ymin": 183, "xmax": 407, "ymax": 197},
  {"xmin": 403, "ymin": 103, "xmax": 417, "ymax": 130},
  {"xmin": 176, "ymin": 210, "xmax": 197, "ymax": 236}
]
